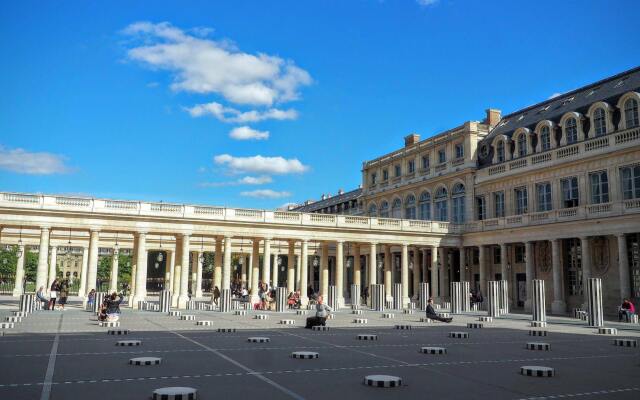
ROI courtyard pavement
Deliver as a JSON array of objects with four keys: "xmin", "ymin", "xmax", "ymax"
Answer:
[{"xmin": 0, "ymin": 300, "xmax": 639, "ymax": 400}]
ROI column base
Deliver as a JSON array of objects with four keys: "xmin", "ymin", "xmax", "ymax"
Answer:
[
  {"xmin": 249, "ymin": 294, "xmax": 260, "ymax": 306},
  {"xmin": 195, "ymin": 290, "xmax": 203, "ymax": 298},
  {"xmin": 385, "ymin": 294, "xmax": 394, "ymax": 303},
  {"xmin": 402, "ymin": 296, "xmax": 411, "ymax": 309},
  {"xmin": 12, "ymin": 289, "xmax": 23, "ymax": 297},
  {"xmin": 551, "ymin": 300, "xmax": 567, "ymax": 315},
  {"xmin": 300, "ymin": 296, "xmax": 309, "ymax": 307},
  {"xmin": 336, "ymin": 297, "xmax": 344, "ymax": 309},
  {"xmin": 177, "ymin": 294, "xmax": 190, "ymax": 309},
  {"xmin": 132, "ymin": 294, "xmax": 146, "ymax": 309}
]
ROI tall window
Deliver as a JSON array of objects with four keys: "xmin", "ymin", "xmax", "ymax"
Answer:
[
  {"xmin": 419, "ymin": 191, "xmax": 431, "ymax": 220},
  {"xmin": 515, "ymin": 245, "xmax": 525, "ymax": 263},
  {"xmin": 514, "ymin": 187, "xmax": 528, "ymax": 215},
  {"xmin": 370, "ymin": 172, "xmax": 377, "ymax": 185},
  {"xmin": 379, "ymin": 201, "xmax": 389, "ymax": 218},
  {"xmin": 561, "ymin": 177, "xmax": 579, "ymax": 208},
  {"xmin": 496, "ymin": 141, "xmax": 505, "ymax": 162},
  {"xmin": 421, "ymin": 155, "xmax": 430, "ymax": 170},
  {"xmin": 593, "ymin": 108, "xmax": 607, "ymax": 136},
  {"xmin": 565, "ymin": 117, "xmax": 578, "ymax": 144},
  {"xmin": 404, "ymin": 194, "xmax": 416, "ymax": 219},
  {"xmin": 438, "ymin": 149, "xmax": 446, "ymax": 164},
  {"xmin": 566, "ymin": 239, "xmax": 583, "ymax": 296},
  {"xmin": 540, "ymin": 126, "xmax": 551, "ymax": 151},
  {"xmin": 493, "ymin": 246, "xmax": 501, "ymax": 264},
  {"xmin": 407, "ymin": 160, "xmax": 415, "ymax": 174},
  {"xmin": 517, "ymin": 134, "xmax": 527, "ymax": 157},
  {"xmin": 394, "ymin": 164, "xmax": 401, "ymax": 177},
  {"xmin": 451, "ymin": 183, "xmax": 465, "ymax": 223},
  {"xmin": 435, "ymin": 187, "xmax": 448, "ymax": 221},
  {"xmin": 391, "ymin": 198, "xmax": 402, "ymax": 218},
  {"xmin": 621, "ymin": 165, "xmax": 640, "ymax": 200},
  {"xmin": 590, "ymin": 171, "xmax": 609, "ymax": 204},
  {"xmin": 625, "ymin": 98, "xmax": 639, "ymax": 128},
  {"xmin": 455, "ymin": 143, "xmax": 464, "ymax": 159},
  {"xmin": 382, "ymin": 169, "xmax": 388, "ymax": 181},
  {"xmin": 536, "ymin": 182, "xmax": 552, "ymax": 211},
  {"xmin": 494, "ymin": 191, "xmax": 505, "ymax": 217},
  {"xmin": 475, "ymin": 196, "xmax": 486, "ymax": 221},
  {"xmin": 368, "ymin": 203, "xmax": 377, "ymax": 217}
]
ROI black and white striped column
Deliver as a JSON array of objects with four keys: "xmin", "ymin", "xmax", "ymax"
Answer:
[
  {"xmin": 587, "ymin": 278, "xmax": 603, "ymax": 327},
  {"xmin": 219, "ymin": 288, "xmax": 231, "ymax": 313},
  {"xmin": 461, "ymin": 281, "xmax": 470, "ymax": 312},
  {"xmin": 531, "ymin": 279, "xmax": 546, "ymax": 326},
  {"xmin": 371, "ymin": 283, "xmax": 385, "ymax": 311},
  {"xmin": 276, "ymin": 287, "xmax": 287, "ymax": 312},
  {"xmin": 450, "ymin": 282, "xmax": 462, "ymax": 314},
  {"xmin": 159, "ymin": 290, "xmax": 171, "ymax": 313},
  {"xmin": 93, "ymin": 292, "xmax": 106, "ymax": 314},
  {"xmin": 487, "ymin": 280, "xmax": 500, "ymax": 318},
  {"xmin": 392, "ymin": 283, "xmax": 402, "ymax": 310},
  {"xmin": 351, "ymin": 284, "xmax": 361, "ymax": 309},
  {"xmin": 20, "ymin": 294, "xmax": 35, "ymax": 313},
  {"xmin": 327, "ymin": 285, "xmax": 338, "ymax": 310},
  {"xmin": 499, "ymin": 280, "xmax": 509, "ymax": 315},
  {"xmin": 419, "ymin": 282, "xmax": 429, "ymax": 311}
]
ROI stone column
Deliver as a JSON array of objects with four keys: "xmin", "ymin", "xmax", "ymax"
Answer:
[
  {"xmin": 250, "ymin": 239, "xmax": 260, "ymax": 303},
  {"xmin": 431, "ymin": 247, "xmax": 439, "ymax": 299},
  {"xmin": 133, "ymin": 232, "xmax": 147, "ymax": 306},
  {"xmin": 487, "ymin": 280, "xmax": 500, "ymax": 318},
  {"xmin": 167, "ymin": 250, "xmax": 175, "ymax": 293},
  {"xmin": 368, "ymin": 243, "xmax": 377, "ymax": 302},
  {"xmin": 172, "ymin": 238, "xmax": 182, "ymax": 303},
  {"xmin": 287, "ymin": 240, "xmax": 296, "ymax": 294},
  {"xmin": 240, "ymin": 254, "xmax": 247, "ymax": 287},
  {"xmin": 580, "ymin": 236, "xmax": 592, "ymax": 308},
  {"xmin": 177, "ymin": 234, "xmax": 190, "ymax": 308},
  {"xmin": 401, "ymin": 244, "xmax": 409, "ymax": 307},
  {"xmin": 384, "ymin": 245, "xmax": 392, "ymax": 301},
  {"xmin": 109, "ymin": 248, "xmax": 119, "ymax": 293},
  {"xmin": 48, "ymin": 246, "xmax": 58, "ymax": 291},
  {"xmin": 500, "ymin": 243, "xmax": 508, "ymax": 280},
  {"xmin": 586, "ymin": 277, "xmax": 603, "ymax": 327},
  {"xmin": 438, "ymin": 247, "xmax": 447, "ymax": 300},
  {"xmin": 617, "ymin": 234, "xmax": 630, "ymax": 300},
  {"xmin": 459, "ymin": 247, "xmax": 466, "ymax": 282},
  {"xmin": 86, "ymin": 230, "xmax": 100, "ymax": 293},
  {"xmin": 353, "ymin": 244, "xmax": 361, "ymax": 287},
  {"xmin": 214, "ymin": 238, "xmax": 222, "ymax": 291},
  {"xmin": 272, "ymin": 246, "xmax": 279, "ymax": 288},
  {"xmin": 78, "ymin": 246, "xmax": 89, "ymax": 297},
  {"xmin": 300, "ymin": 240, "xmax": 309, "ymax": 306},
  {"xmin": 422, "ymin": 248, "xmax": 429, "ymax": 285},
  {"xmin": 130, "ymin": 236, "xmax": 138, "ymax": 301},
  {"xmin": 524, "ymin": 241, "xmax": 534, "ymax": 312},
  {"xmin": 248, "ymin": 253, "xmax": 254, "ymax": 292},
  {"xmin": 195, "ymin": 251, "xmax": 203, "ymax": 298},
  {"xmin": 222, "ymin": 236, "xmax": 231, "ymax": 290},
  {"xmin": 531, "ymin": 279, "xmax": 546, "ymax": 326},
  {"xmin": 335, "ymin": 240, "xmax": 344, "ymax": 307},
  {"xmin": 12, "ymin": 244, "xmax": 26, "ymax": 296},
  {"xmin": 263, "ymin": 238, "xmax": 271, "ymax": 287},
  {"xmin": 295, "ymin": 250, "xmax": 301, "ymax": 291},
  {"xmin": 551, "ymin": 239, "xmax": 566, "ymax": 314},
  {"xmin": 320, "ymin": 241, "xmax": 329, "ymax": 300},
  {"xmin": 35, "ymin": 227, "xmax": 50, "ymax": 292},
  {"xmin": 478, "ymin": 245, "xmax": 486, "ymax": 298},
  {"xmin": 412, "ymin": 247, "xmax": 420, "ymax": 299}
]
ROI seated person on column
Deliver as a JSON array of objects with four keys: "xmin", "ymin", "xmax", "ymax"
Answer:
[
  {"xmin": 425, "ymin": 297, "xmax": 452, "ymax": 323},
  {"xmin": 100, "ymin": 292, "xmax": 124, "ymax": 322},
  {"xmin": 36, "ymin": 286, "xmax": 49, "ymax": 310},
  {"xmin": 618, "ymin": 299, "xmax": 636, "ymax": 322},
  {"xmin": 305, "ymin": 295, "xmax": 332, "ymax": 328}
]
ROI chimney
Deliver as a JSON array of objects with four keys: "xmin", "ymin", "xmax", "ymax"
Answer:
[
  {"xmin": 404, "ymin": 133, "xmax": 420, "ymax": 147},
  {"xmin": 338, "ymin": 188, "xmax": 344, "ymax": 195},
  {"xmin": 485, "ymin": 109, "xmax": 502, "ymax": 127},
  {"xmin": 321, "ymin": 194, "xmax": 326, "ymax": 201}
]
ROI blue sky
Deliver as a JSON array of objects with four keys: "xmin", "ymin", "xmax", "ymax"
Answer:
[{"xmin": 1, "ymin": 0, "xmax": 639, "ymax": 209}]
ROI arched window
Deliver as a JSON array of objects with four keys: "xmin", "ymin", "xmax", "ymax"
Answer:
[
  {"xmin": 368, "ymin": 203, "xmax": 377, "ymax": 217},
  {"xmin": 451, "ymin": 183, "xmax": 465, "ymax": 223},
  {"xmin": 540, "ymin": 126, "xmax": 551, "ymax": 151},
  {"xmin": 565, "ymin": 118, "xmax": 578, "ymax": 144},
  {"xmin": 419, "ymin": 191, "xmax": 431, "ymax": 220},
  {"xmin": 391, "ymin": 198, "xmax": 402, "ymax": 219},
  {"xmin": 594, "ymin": 108, "xmax": 607, "ymax": 136},
  {"xmin": 625, "ymin": 98, "xmax": 639, "ymax": 128},
  {"xmin": 496, "ymin": 140, "xmax": 505, "ymax": 162},
  {"xmin": 379, "ymin": 201, "xmax": 389, "ymax": 218},
  {"xmin": 435, "ymin": 187, "xmax": 448, "ymax": 222},
  {"xmin": 517, "ymin": 134, "xmax": 527, "ymax": 157},
  {"xmin": 404, "ymin": 194, "xmax": 416, "ymax": 219}
]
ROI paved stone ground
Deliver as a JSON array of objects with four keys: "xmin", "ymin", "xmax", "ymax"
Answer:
[{"xmin": 1, "ymin": 300, "xmax": 639, "ymax": 400}]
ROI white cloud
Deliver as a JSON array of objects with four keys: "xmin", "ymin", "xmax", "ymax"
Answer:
[
  {"xmin": 0, "ymin": 145, "xmax": 71, "ymax": 175},
  {"xmin": 417, "ymin": 0, "xmax": 439, "ymax": 6},
  {"xmin": 199, "ymin": 175, "xmax": 273, "ymax": 187},
  {"xmin": 122, "ymin": 21, "xmax": 312, "ymax": 106},
  {"xmin": 185, "ymin": 101, "xmax": 298, "ymax": 123},
  {"xmin": 229, "ymin": 126, "xmax": 269, "ymax": 141},
  {"xmin": 214, "ymin": 154, "xmax": 309, "ymax": 175},
  {"xmin": 240, "ymin": 189, "xmax": 291, "ymax": 199},
  {"xmin": 548, "ymin": 92, "xmax": 562, "ymax": 99}
]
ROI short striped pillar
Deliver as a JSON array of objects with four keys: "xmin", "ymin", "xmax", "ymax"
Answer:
[
  {"xmin": 19, "ymin": 294, "xmax": 35, "ymax": 313},
  {"xmin": 419, "ymin": 282, "xmax": 429, "ymax": 311},
  {"xmin": 93, "ymin": 292, "xmax": 106, "ymax": 314},
  {"xmin": 461, "ymin": 281, "xmax": 470, "ymax": 312},
  {"xmin": 392, "ymin": 283, "xmax": 402, "ymax": 310},
  {"xmin": 450, "ymin": 282, "xmax": 462, "ymax": 314},
  {"xmin": 327, "ymin": 285, "xmax": 338, "ymax": 310},
  {"xmin": 159, "ymin": 290, "xmax": 171, "ymax": 313},
  {"xmin": 275, "ymin": 287, "xmax": 287, "ymax": 312},
  {"xmin": 219, "ymin": 288, "xmax": 232, "ymax": 313},
  {"xmin": 487, "ymin": 280, "xmax": 500, "ymax": 318},
  {"xmin": 371, "ymin": 283, "xmax": 385, "ymax": 311},
  {"xmin": 587, "ymin": 278, "xmax": 603, "ymax": 327},
  {"xmin": 351, "ymin": 284, "xmax": 361, "ymax": 309},
  {"xmin": 531, "ymin": 279, "xmax": 546, "ymax": 325},
  {"xmin": 499, "ymin": 280, "xmax": 509, "ymax": 315}
]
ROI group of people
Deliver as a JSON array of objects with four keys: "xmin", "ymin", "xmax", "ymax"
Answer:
[{"xmin": 35, "ymin": 278, "xmax": 70, "ymax": 310}]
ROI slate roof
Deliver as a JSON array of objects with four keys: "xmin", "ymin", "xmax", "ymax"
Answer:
[{"xmin": 291, "ymin": 188, "xmax": 362, "ymax": 213}]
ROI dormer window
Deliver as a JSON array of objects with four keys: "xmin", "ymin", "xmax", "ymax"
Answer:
[
  {"xmin": 540, "ymin": 126, "xmax": 551, "ymax": 151},
  {"xmin": 625, "ymin": 98, "xmax": 639, "ymax": 128},
  {"xmin": 517, "ymin": 134, "xmax": 527, "ymax": 157},
  {"xmin": 593, "ymin": 108, "xmax": 607, "ymax": 136},
  {"xmin": 496, "ymin": 141, "xmax": 505, "ymax": 162},
  {"xmin": 565, "ymin": 118, "xmax": 578, "ymax": 144}
]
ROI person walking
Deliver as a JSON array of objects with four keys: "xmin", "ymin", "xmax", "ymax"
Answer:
[
  {"xmin": 57, "ymin": 278, "xmax": 69, "ymax": 311},
  {"xmin": 213, "ymin": 286, "xmax": 220, "ymax": 306},
  {"xmin": 48, "ymin": 278, "xmax": 60, "ymax": 311},
  {"xmin": 87, "ymin": 289, "xmax": 96, "ymax": 309}
]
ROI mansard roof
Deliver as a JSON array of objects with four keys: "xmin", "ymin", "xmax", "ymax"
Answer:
[{"xmin": 291, "ymin": 188, "xmax": 362, "ymax": 212}]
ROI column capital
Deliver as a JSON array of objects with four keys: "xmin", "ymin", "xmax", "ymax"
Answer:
[
  {"xmin": 335, "ymin": 239, "xmax": 344, "ymax": 244},
  {"xmin": 616, "ymin": 233, "xmax": 626, "ymax": 239},
  {"xmin": 89, "ymin": 227, "xmax": 101, "ymax": 233},
  {"xmin": 40, "ymin": 226, "xmax": 51, "ymax": 232}
]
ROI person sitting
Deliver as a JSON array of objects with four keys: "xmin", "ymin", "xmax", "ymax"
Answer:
[
  {"xmin": 99, "ymin": 292, "xmax": 124, "ymax": 322},
  {"xmin": 618, "ymin": 299, "xmax": 636, "ymax": 322},
  {"xmin": 306, "ymin": 295, "xmax": 332, "ymax": 328},
  {"xmin": 425, "ymin": 297, "xmax": 452, "ymax": 323},
  {"xmin": 241, "ymin": 287, "xmax": 249, "ymax": 301},
  {"xmin": 36, "ymin": 286, "xmax": 49, "ymax": 310},
  {"xmin": 288, "ymin": 291, "xmax": 301, "ymax": 309}
]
